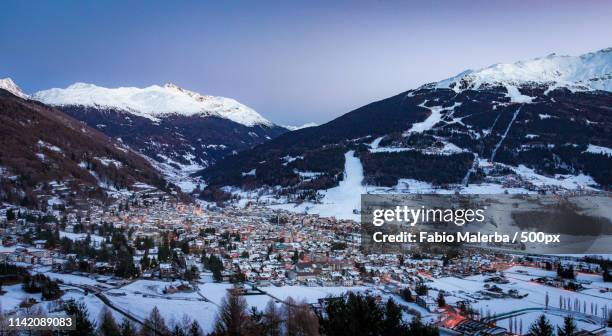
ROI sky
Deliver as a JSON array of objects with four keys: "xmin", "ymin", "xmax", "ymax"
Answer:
[{"xmin": 1, "ymin": 1, "xmax": 611, "ymax": 126}]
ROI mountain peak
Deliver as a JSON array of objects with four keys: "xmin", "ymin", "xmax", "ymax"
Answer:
[
  {"xmin": 67, "ymin": 82, "xmax": 98, "ymax": 90},
  {"xmin": 0, "ymin": 77, "xmax": 29, "ymax": 99},
  {"xmin": 33, "ymin": 82, "xmax": 273, "ymax": 127},
  {"xmin": 162, "ymin": 82, "xmax": 189, "ymax": 92},
  {"xmin": 431, "ymin": 47, "xmax": 612, "ymax": 93}
]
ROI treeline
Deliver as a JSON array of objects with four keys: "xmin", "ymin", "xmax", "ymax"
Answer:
[
  {"xmin": 200, "ymin": 145, "xmax": 348, "ymax": 202},
  {"xmin": 360, "ymin": 150, "xmax": 474, "ymax": 186},
  {"xmin": 0, "ymin": 263, "xmax": 29, "ymax": 284},
  {"xmin": 55, "ymin": 230, "xmax": 139, "ymax": 279},
  {"xmin": 201, "ymin": 253, "xmax": 224, "ymax": 282},
  {"xmin": 319, "ymin": 292, "xmax": 438, "ymax": 336},
  {"xmin": 288, "ymin": 147, "xmax": 346, "ymax": 176},
  {"xmin": 208, "ymin": 290, "xmax": 439, "ymax": 336},
  {"xmin": 493, "ymin": 144, "xmax": 612, "ymax": 188},
  {"xmin": 70, "ymin": 289, "xmax": 439, "ymax": 336},
  {"xmin": 21, "ymin": 273, "xmax": 63, "ymax": 300}
]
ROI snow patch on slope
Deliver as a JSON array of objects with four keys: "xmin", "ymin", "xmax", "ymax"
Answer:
[
  {"xmin": 270, "ymin": 151, "xmax": 365, "ymax": 221},
  {"xmin": 404, "ymin": 101, "xmax": 461, "ymax": 135},
  {"xmin": 33, "ymin": 82, "xmax": 272, "ymax": 127},
  {"xmin": 504, "ymin": 84, "xmax": 534, "ymax": 103},
  {"xmin": 283, "ymin": 122, "xmax": 318, "ymax": 131},
  {"xmin": 584, "ymin": 144, "xmax": 612, "ymax": 156}
]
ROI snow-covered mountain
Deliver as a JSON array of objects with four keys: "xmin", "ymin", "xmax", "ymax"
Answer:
[
  {"xmin": 201, "ymin": 47, "xmax": 612, "ymax": 209},
  {"xmin": 32, "ymin": 82, "xmax": 287, "ymax": 191},
  {"xmin": 430, "ymin": 48, "xmax": 612, "ymax": 93},
  {"xmin": 0, "ymin": 77, "xmax": 29, "ymax": 99},
  {"xmin": 34, "ymin": 82, "xmax": 272, "ymax": 127}
]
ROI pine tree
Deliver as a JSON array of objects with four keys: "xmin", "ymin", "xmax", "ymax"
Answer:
[
  {"xmin": 557, "ymin": 315, "xmax": 577, "ymax": 336},
  {"xmin": 292, "ymin": 250, "xmax": 299, "ymax": 264},
  {"xmin": 173, "ymin": 325, "xmax": 185, "ymax": 336},
  {"xmin": 115, "ymin": 248, "xmax": 138, "ymax": 279},
  {"xmin": 188, "ymin": 320, "xmax": 203, "ymax": 336},
  {"xmin": 6, "ymin": 209, "xmax": 15, "ymax": 221},
  {"xmin": 64, "ymin": 299, "xmax": 95, "ymax": 336},
  {"xmin": 98, "ymin": 307, "xmax": 121, "ymax": 336},
  {"xmin": 603, "ymin": 266, "xmax": 611, "ymax": 282},
  {"xmin": 528, "ymin": 314, "xmax": 553, "ymax": 336},
  {"xmin": 401, "ymin": 288, "xmax": 413, "ymax": 302},
  {"xmin": 119, "ymin": 319, "xmax": 138, "ymax": 336},
  {"xmin": 381, "ymin": 298, "xmax": 404, "ymax": 335},
  {"xmin": 140, "ymin": 306, "xmax": 169, "ymax": 336},
  {"xmin": 437, "ymin": 292, "xmax": 446, "ymax": 307},
  {"xmin": 406, "ymin": 316, "xmax": 439, "ymax": 336},
  {"xmin": 416, "ymin": 283, "xmax": 428, "ymax": 296}
]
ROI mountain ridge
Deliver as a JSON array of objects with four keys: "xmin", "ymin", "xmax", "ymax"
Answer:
[
  {"xmin": 27, "ymin": 81, "xmax": 288, "ymax": 190},
  {"xmin": 0, "ymin": 78, "xmax": 29, "ymax": 99},
  {"xmin": 428, "ymin": 47, "xmax": 612, "ymax": 93},
  {"xmin": 33, "ymin": 82, "xmax": 275, "ymax": 127},
  {"xmin": 199, "ymin": 47, "xmax": 612, "ymax": 204}
]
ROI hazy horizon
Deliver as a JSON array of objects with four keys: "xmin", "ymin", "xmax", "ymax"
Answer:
[{"xmin": 1, "ymin": 1, "xmax": 611, "ymax": 126}]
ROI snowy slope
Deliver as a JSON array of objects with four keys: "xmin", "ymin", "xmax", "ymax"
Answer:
[
  {"xmin": 432, "ymin": 47, "xmax": 612, "ymax": 93},
  {"xmin": 33, "ymin": 82, "xmax": 273, "ymax": 127},
  {"xmin": 0, "ymin": 77, "xmax": 29, "ymax": 99},
  {"xmin": 283, "ymin": 122, "xmax": 318, "ymax": 131}
]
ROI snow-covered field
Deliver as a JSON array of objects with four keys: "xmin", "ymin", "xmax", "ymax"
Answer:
[
  {"xmin": 107, "ymin": 290, "xmax": 219, "ymax": 333},
  {"xmin": 428, "ymin": 266, "xmax": 611, "ymax": 332},
  {"xmin": 261, "ymin": 285, "xmax": 368, "ymax": 305},
  {"xmin": 1, "ymin": 284, "xmax": 43, "ymax": 311}
]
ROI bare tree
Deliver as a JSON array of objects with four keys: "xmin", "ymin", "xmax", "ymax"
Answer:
[
  {"xmin": 283, "ymin": 297, "xmax": 320, "ymax": 336},
  {"xmin": 213, "ymin": 289, "xmax": 253, "ymax": 336},
  {"xmin": 140, "ymin": 306, "xmax": 169, "ymax": 336},
  {"xmin": 262, "ymin": 300, "xmax": 283, "ymax": 336}
]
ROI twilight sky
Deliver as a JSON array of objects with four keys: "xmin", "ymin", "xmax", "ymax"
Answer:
[{"xmin": 1, "ymin": 1, "xmax": 611, "ymax": 126}]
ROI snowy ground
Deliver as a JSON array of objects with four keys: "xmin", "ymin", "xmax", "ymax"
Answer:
[
  {"xmin": 260, "ymin": 285, "xmax": 368, "ymax": 305},
  {"xmin": 101, "ymin": 280, "xmax": 367, "ymax": 334},
  {"xmin": 107, "ymin": 290, "xmax": 219, "ymax": 333},
  {"xmin": 1, "ymin": 284, "xmax": 43, "ymax": 311},
  {"xmin": 0, "ymin": 271, "xmax": 371, "ymax": 334},
  {"xmin": 59, "ymin": 231, "xmax": 106, "ymax": 246},
  {"xmin": 2, "ymin": 268, "xmax": 609, "ymax": 333},
  {"xmin": 428, "ymin": 266, "xmax": 611, "ymax": 332}
]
